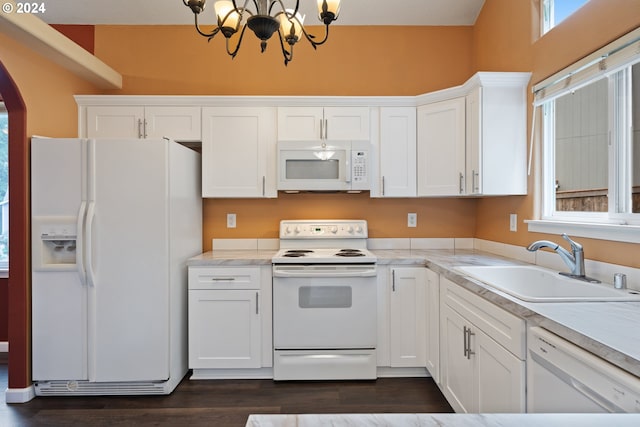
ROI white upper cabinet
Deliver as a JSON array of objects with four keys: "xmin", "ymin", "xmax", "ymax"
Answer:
[
  {"xmin": 277, "ymin": 106, "xmax": 370, "ymax": 141},
  {"xmin": 86, "ymin": 105, "xmax": 201, "ymax": 141},
  {"xmin": 465, "ymin": 81, "xmax": 528, "ymax": 195},
  {"xmin": 373, "ymin": 107, "xmax": 417, "ymax": 197},
  {"xmin": 417, "ymin": 98, "xmax": 466, "ymax": 196},
  {"xmin": 416, "ymin": 72, "xmax": 531, "ymax": 197},
  {"xmin": 201, "ymin": 106, "xmax": 277, "ymax": 198}
]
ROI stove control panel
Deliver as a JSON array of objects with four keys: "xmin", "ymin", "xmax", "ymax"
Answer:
[{"xmin": 280, "ymin": 220, "xmax": 368, "ymax": 239}]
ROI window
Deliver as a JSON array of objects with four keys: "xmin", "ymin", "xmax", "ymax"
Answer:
[
  {"xmin": 530, "ymin": 31, "xmax": 640, "ymax": 242},
  {"xmin": 0, "ymin": 103, "xmax": 7, "ymax": 270},
  {"xmin": 542, "ymin": 0, "xmax": 590, "ymax": 35}
]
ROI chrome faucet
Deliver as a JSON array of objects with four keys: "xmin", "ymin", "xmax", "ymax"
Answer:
[{"xmin": 526, "ymin": 234, "xmax": 600, "ymax": 283}]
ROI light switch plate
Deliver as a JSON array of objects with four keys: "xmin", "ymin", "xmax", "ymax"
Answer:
[
  {"xmin": 408, "ymin": 213, "xmax": 417, "ymax": 228},
  {"xmin": 227, "ymin": 213, "xmax": 237, "ymax": 228},
  {"xmin": 509, "ymin": 213, "xmax": 517, "ymax": 232}
]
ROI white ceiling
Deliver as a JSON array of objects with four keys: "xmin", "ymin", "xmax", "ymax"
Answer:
[{"xmin": 40, "ymin": 0, "xmax": 486, "ymax": 26}]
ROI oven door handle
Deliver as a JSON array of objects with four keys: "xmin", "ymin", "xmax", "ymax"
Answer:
[{"xmin": 273, "ymin": 268, "xmax": 377, "ymax": 278}]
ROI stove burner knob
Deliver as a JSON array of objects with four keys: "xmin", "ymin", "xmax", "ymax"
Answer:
[
  {"xmin": 356, "ymin": 225, "xmax": 363, "ymax": 234},
  {"xmin": 294, "ymin": 226, "xmax": 301, "ymax": 234},
  {"xmin": 347, "ymin": 226, "xmax": 354, "ymax": 233},
  {"xmin": 329, "ymin": 226, "xmax": 338, "ymax": 234},
  {"xmin": 284, "ymin": 226, "xmax": 291, "ymax": 235}
]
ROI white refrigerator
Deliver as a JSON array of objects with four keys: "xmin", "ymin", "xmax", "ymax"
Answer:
[{"xmin": 31, "ymin": 137, "xmax": 202, "ymax": 395}]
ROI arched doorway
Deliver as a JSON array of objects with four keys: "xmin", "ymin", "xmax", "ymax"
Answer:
[{"xmin": 0, "ymin": 59, "xmax": 31, "ymax": 400}]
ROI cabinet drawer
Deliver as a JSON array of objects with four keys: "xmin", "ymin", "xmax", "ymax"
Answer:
[
  {"xmin": 188, "ymin": 267, "xmax": 261, "ymax": 290},
  {"xmin": 441, "ymin": 277, "xmax": 525, "ymax": 359}
]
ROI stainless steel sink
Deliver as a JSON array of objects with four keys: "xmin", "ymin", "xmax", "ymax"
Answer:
[{"xmin": 455, "ymin": 265, "xmax": 640, "ymax": 302}]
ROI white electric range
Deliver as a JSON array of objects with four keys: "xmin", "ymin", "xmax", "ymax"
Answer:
[{"xmin": 271, "ymin": 220, "xmax": 378, "ymax": 381}]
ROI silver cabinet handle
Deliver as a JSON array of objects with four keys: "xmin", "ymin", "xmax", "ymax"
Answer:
[
  {"xmin": 382, "ymin": 176, "xmax": 386, "ymax": 196},
  {"xmin": 392, "ymin": 269, "xmax": 396, "ymax": 292},
  {"xmin": 256, "ymin": 292, "xmax": 259, "ymax": 315},
  {"xmin": 472, "ymin": 170, "xmax": 479, "ymax": 193},
  {"xmin": 463, "ymin": 326, "xmax": 475, "ymax": 359},
  {"xmin": 324, "ymin": 119, "xmax": 328, "ymax": 139},
  {"xmin": 143, "ymin": 119, "xmax": 148, "ymax": 138},
  {"xmin": 320, "ymin": 119, "xmax": 324, "ymax": 139},
  {"xmin": 459, "ymin": 172, "xmax": 464, "ymax": 194},
  {"xmin": 137, "ymin": 119, "xmax": 143, "ymax": 139},
  {"xmin": 463, "ymin": 325, "xmax": 468, "ymax": 357},
  {"xmin": 210, "ymin": 277, "xmax": 236, "ymax": 281},
  {"xmin": 262, "ymin": 176, "xmax": 266, "ymax": 196}
]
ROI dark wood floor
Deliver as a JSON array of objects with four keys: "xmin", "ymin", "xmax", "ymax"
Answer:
[{"xmin": 0, "ymin": 364, "xmax": 453, "ymax": 426}]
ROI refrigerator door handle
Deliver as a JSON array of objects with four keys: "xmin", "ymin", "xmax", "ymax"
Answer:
[
  {"xmin": 76, "ymin": 201, "xmax": 88, "ymax": 286},
  {"xmin": 85, "ymin": 201, "xmax": 97, "ymax": 287}
]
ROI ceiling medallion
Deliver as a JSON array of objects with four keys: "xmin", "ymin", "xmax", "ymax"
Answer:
[{"xmin": 183, "ymin": 0, "xmax": 341, "ymax": 65}]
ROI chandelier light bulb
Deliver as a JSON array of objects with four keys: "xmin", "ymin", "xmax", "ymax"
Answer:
[
  {"xmin": 279, "ymin": 9, "xmax": 305, "ymax": 45},
  {"xmin": 214, "ymin": 1, "xmax": 241, "ymax": 33}
]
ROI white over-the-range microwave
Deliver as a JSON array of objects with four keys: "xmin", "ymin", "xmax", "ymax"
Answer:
[{"xmin": 277, "ymin": 141, "xmax": 370, "ymax": 192}]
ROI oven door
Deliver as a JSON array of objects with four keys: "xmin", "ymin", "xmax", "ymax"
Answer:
[
  {"xmin": 272, "ymin": 264, "xmax": 377, "ymax": 349},
  {"xmin": 277, "ymin": 141, "xmax": 351, "ymax": 191}
]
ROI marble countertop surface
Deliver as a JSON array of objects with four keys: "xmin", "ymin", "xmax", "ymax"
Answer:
[
  {"xmin": 188, "ymin": 248, "xmax": 640, "ymax": 377},
  {"xmin": 245, "ymin": 413, "xmax": 640, "ymax": 426},
  {"xmin": 187, "ymin": 250, "xmax": 276, "ymax": 266}
]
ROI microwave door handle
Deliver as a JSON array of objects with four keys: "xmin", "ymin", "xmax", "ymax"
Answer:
[{"xmin": 345, "ymin": 152, "xmax": 352, "ymax": 183}]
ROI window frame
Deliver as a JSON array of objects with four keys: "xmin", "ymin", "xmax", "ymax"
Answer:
[
  {"xmin": 541, "ymin": 0, "xmax": 590, "ymax": 36},
  {"xmin": 527, "ymin": 30, "xmax": 640, "ymax": 244}
]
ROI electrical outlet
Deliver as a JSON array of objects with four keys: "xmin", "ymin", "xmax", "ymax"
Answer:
[
  {"xmin": 408, "ymin": 213, "xmax": 417, "ymax": 228},
  {"xmin": 227, "ymin": 213, "xmax": 237, "ymax": 228},
  {"xmin": 509, "ymin": 213, "xmax": 517, "ymax": 232}
]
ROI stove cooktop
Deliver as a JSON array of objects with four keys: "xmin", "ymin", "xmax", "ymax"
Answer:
[{"xmin": 272, "ymin": 247, "xmax": 377, "ymax": 264}]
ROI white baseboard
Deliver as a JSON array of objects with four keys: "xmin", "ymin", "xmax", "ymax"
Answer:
[{"xmin": 5, "ymin": 385, "xmax": 36, "ymax": 403}]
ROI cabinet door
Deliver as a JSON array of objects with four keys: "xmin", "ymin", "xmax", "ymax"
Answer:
[
  {"xmin": 277, "ymin": 106, "xmax": 370, "ymax": 141},
  {"xmin": 145, "ymin": 106, "xmax": 201, "ymax": 141},
  {"xmin": 324, "ymin": 107, "xmax": 370, "ymax": 140},
  {"xmin": 377, "ymin": 107, "xmax": 417, "ymax": 197},
  {"xmin": 277, "ymin": 107, "xmax": 324, "ymax": 141},
  {"xmin": 465, "ymin": 87, "xmax": 481, "ymax": 195},
  {"xmin": 476, "ymin": 329, "xmax": 525, "ymax": 413},
  {"xmin": 466, "ymin": 82, "xmax": 528, "ymax": 196},
  {"xmin": 202, "ymin": 107, "xmax": 276, "ymax": 197},
  {"xmin": 440, "ymin": 304, "xmax": 475, "ymax": 413},
  {"xmin": 86, "ymin": 106, "xmax": 144, "ymax": 139},
  {"xmin": 417, "ymin": 98, "xmax": 466, "ymax": 196},
  {"xmin": 188, "ymin": 289, "xmax": 261, "ymax": 369},
  {"xmin": 425, "ymin": 268, "xmax": 440, "ymax": 384},
  {"xmin": 389, "ymin": 268, "xmax": 426, "ymax": 367}
]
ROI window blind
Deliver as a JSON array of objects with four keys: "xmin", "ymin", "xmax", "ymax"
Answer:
[{"xmin": 533, "ymin": 27, "xmax": 640, "ymax": 106}]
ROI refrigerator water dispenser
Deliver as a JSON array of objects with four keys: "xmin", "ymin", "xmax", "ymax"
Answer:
[{"xmin": 32, "ymin": 217, "xmax": 78, "ymax": 271}]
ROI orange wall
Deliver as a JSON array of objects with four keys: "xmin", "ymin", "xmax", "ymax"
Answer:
[
  {"xmin": 94, "ymin": 25, "xmax": 473, "ymax": 96},
  {"xmin": 205, "ymin": 193, "xmax": 477, "ymax": 243},
  {"xmin": 473, "ymin": 0, "xmax": 640, "ymax": 268},
  {"xmin": 0, "ymin": 33, "xmax": 99, "ymax": 137}
]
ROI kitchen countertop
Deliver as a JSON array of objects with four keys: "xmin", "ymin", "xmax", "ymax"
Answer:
[
  {"xmin": 245, "ymin": 413, "xmax": 640, "ymax": 426},
  {"xmin": 188, "ymin": 248, "xmax": 640, "ymax": 377},
  {"xmin": 188, "ymin": 250, "xmax": 275, "ymax": 266}
]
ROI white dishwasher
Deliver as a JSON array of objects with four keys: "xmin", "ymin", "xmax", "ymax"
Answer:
[{"xmin": 527, "ymin": 326, "xmax": 640, "ymax": 413}]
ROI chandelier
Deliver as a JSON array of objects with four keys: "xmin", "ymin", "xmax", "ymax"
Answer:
[{"xmin": 182, "ymin": 0, "xmax": 342, "ymax": 65}]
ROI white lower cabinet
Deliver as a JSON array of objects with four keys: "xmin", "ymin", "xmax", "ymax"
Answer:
[
  {"xmin": 439, "ymin": 276, "xmax": 526, "ymax": 413},
  {"xmin": 188, "ymin": 266, "xmax": 272, "ymax": 378},
  {"xmin": 425, "ymin": 268, "xmax": 440, "ymax": 384},
  {"xmin": 378, "ymin": 267, "xmax": 426, "ymax": 368}
]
